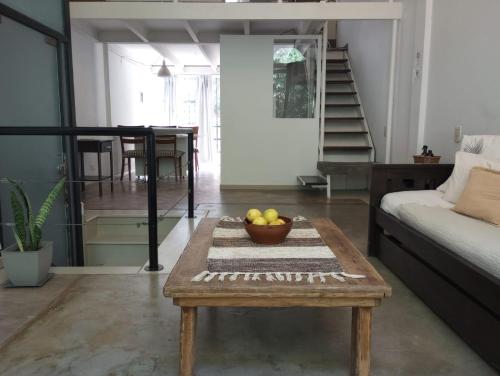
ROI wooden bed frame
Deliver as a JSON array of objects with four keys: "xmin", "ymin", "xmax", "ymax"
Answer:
[{"xmin": 368, "ymin": 164, "xmax": 500, "ymax": 371}]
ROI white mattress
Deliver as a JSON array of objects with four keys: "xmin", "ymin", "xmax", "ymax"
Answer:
[
  {"xmin": 380, "ymin": 190, "xmax": 454, "ymax": 219},
  {"xmin": 399, "ymin": 204, "xmax": 500, "ymax": 279}
]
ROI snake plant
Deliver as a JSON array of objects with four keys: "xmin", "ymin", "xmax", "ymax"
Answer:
[{"xmin": 7, "ymin": 177, "xmax": 66, "ymax": 252}]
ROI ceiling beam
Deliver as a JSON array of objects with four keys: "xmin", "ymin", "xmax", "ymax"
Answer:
[
  {"xmin": 182, "ymin": 20, "xmax": 200, "ymax": 43},
  {"xmin": 182, "ymin": 21, "xmax": 217, "ymax": 72},
  {"xmin": 150, "ymin": 43, "xmax": 182, "ymax": 68},
  {"xmin": 71, "ymin": 2, "xmax": 403, "ymax": 21},
  {"xmin": 199, "ymin": 44, "xmax": 218, "ymax": 72},
  {"xmin": 121, "ymin": 20, "xmax": 182, "ymax": 69},
  {"xmin": 243, "ymin": 21, "xmax": 250, "ymax": 35},
  {"xmin": 122, "ymin": 20, "xmax": 149, "ymax": 42},
  {"xmin": 98, "ymin": 30, "xmax": 221, "ymax": 44},
  {"xmin": 297, "ymin": 20, "xmax": 312, "ymax": 35}
]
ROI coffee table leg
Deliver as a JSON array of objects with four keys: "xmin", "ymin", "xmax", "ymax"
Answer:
[
  {"xmin": 350, "ymin": 307, "xmax": 372, "ymax": 376},
  {"xmin": 180, "ymin": 306, "xmax": 197, "ymax": 376}
]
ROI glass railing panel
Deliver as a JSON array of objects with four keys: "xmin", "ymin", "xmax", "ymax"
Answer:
[
  {"xmin": 0, "ymin": 129, "xmax": 194, "ymax": 276},
  {"xmin": 83, "ymin": 213, "xmax": 181, "ymax": 267}
]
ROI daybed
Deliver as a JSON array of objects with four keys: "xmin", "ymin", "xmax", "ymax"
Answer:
[{"xmin": 368, "ymin": 136, "xmax": 500, "ymax": 371}]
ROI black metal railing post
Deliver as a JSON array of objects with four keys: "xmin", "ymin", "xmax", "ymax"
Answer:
[
  {"xmin": 145, "ymin": 132, "xmax": 162, "ymax": 271},
  {"xmin": 187, "ymin": 132, "xmax": 195, "ymax": 218}
]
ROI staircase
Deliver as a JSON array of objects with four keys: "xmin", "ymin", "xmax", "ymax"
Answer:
[
  {"xmin": 298, "ymin": 44, "xmax": 374, "ymax": 195},
  {"xmin": 321, "ymin": 45, "xmax": 374, "ymax": 164}
]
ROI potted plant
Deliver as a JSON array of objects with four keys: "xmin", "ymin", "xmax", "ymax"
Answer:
[{"xmin": 2, "ymin": 177, "xmax": 65, "ymax": 287}]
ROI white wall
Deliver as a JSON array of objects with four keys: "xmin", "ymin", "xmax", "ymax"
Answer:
[
  {"xmin": 220, "ymin": 35, "xmax": 319, "ymax": 187},
  {"xmin": 337, "ymin": 0, "xmax": 425, "ymax": 163},
  {"xmin": 424, "ymin": 0, "xmax": 500, "ymax": 162},
  {"xmin": 71, "ymin": 26, "xmax": 113, "ymax": 177},
  {"xmin": 72, "ymin": 27, "xmax": 106, "ymax": 128},
  {"xmin": 73, "ymin": 37, "xmax": 162, "ymax": 178},
  {"xmin": 108, "ymin": 44, "xmax": 151, "ymax": 128}
]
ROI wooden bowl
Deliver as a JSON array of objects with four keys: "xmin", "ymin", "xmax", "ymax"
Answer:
[{"xmin": 244, "ymin": 216, "xmax": 293, "ymax": 245}]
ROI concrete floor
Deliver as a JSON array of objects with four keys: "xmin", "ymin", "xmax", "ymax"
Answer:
[{"xmin": 0, "ymin": 167, "xmax": 496, "ymax": 375}]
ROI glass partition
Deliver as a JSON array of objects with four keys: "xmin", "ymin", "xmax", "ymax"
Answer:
[{"xmin": 0, "ymin": 128, "xmax": 195, "ymax": 271}]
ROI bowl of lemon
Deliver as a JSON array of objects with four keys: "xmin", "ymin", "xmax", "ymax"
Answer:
[{"xmin": 244, "ymin": 208, "xmax": 292, "ymax": 245}]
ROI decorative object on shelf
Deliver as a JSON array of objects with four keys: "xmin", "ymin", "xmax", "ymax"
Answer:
[
  {"xmin": 413, "ymin": 145, "xmax": 441, "ymax": 164},
  {"xmin": 2, "ymin": 177, "xmax": 65, "ymax": 287},
  {"xmin": 191, "ymin": 216, "xmax": 366, "ymax": 284}
]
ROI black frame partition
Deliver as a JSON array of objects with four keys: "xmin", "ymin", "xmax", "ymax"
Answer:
[
  {"xmin": 0, "ymin": 126, "xmax": 195, "ymax": 272},
  {"xmin": 0, "ymin": 1, "xmax": 82, "ymax": 265}
]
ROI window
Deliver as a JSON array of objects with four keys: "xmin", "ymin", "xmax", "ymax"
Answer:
[
  {"xmin": 210, "ymin": 76, "xmax": 221, "ymax": 153},
  {"xmin": 174, "ymin": 76, "xmax": 199, "ymax": 127},
  {"xmin": 273, "ymin": 39, "xmax": 317, "ymax": 118}
]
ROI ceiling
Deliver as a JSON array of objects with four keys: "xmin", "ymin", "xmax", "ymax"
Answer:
[{"xmin": 72, "ymin": 18, "xmax": 324, "ymax": 71}]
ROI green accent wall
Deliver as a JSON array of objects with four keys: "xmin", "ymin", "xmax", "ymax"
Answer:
[{"xmin": 0, "ymin": 0, "xmax": 64, "ymax": 33}]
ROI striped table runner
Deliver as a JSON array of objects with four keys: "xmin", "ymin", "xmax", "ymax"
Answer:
[{"xmin": 191, "ymin": 216, "xmax": 365, "ymax": 284}]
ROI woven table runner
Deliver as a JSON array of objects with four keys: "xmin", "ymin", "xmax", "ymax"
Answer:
[{"xmin": 191, "ymin": 216, "xmax": 365, "ymax": 284}]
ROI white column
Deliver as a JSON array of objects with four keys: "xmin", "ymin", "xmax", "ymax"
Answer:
[
  {"xmin": 385, "ymin": 18, "xmax": 399, "ymax": 163},
  {"xmin": 319, "ymin": 22, "xmax": 327, "ymax": 161},
  {"xmin": 416, "ymin": 0, "xmax": 434, "ymax": 153},
  {"xmin": 102, "ymin": 43, "xmax": 112, "ymax": 128}
]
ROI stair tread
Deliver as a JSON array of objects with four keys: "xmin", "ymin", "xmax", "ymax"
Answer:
[
  {"xmin": 317, "ymin": 161, "xmax": 372, "ymax": 175},
  {"xmin": 297, "ymin": 175, "xmax": 328, "ymax": 186},
  {"xmin": 327, "ymin": 69, "xmax": 351, "ymax": 73},
  {"xmin": 327, "ymin": 59, "xmax": 348, "ymax": 63},
  {"xmin": 319, "ymin": 161, "xmax": 372, "ymax": 165},
  {"xmin": 323, "ymin": 145, "xmax": 373, "ymax": 150},
  {"xmin": 325, "ymin": 116, "xmax": 364, "ymax": 120},
  {"xmin": 325, "ymin": 103, "xmax": 360, "ymax": 107},
  {"xmin": 326, "ymin": 91, "xmax": 357, "ymax": 95},
  {"xmin": 327, "ymin": 47, "xmax": 348, "ymax": 52},
  {"xmin": 326, "ymin": 79, "xmax": 354, "ymax": 84},
  {"xmin": 324, "ymin": 130, "xmax": 368, "ymax": 134}
]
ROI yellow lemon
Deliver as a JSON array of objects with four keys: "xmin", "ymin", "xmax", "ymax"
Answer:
[
  {"xmin": 246, "ymin": 208, "xmax": 262, "ymax": 222},
  {"xmin": 270, "ymin": 219, "xmax": 285, "ymax": 226},
  {"xmin": 263, "ymin": 208, "xmax": 279, "ymax": 223},
  {"xmin": 252, "ymin": 217, "xmax": 268, "ymax": 226}
]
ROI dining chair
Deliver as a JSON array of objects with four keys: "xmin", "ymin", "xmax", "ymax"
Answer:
[
  {"xmin": 156, "ymin": 135, "xmax": 185, "ymax": 181},
  {"xmin": 191, "ymin": 126, "xmax": 200, "ymax": 172},
  {"xmin": 118, "ymin": 125, "xmax": 146, "ymax": 181}
]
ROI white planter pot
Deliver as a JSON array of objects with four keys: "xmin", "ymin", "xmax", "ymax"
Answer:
[{"xmin": 2, "ymin": 241, "xmax": 53, "ymax": 287}]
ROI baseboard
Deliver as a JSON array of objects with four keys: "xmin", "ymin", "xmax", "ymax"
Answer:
[{"xmin": 220, "ymin": 184, "xmax": 303, "ymax": 191}]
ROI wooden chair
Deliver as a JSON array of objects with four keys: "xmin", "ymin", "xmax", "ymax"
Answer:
[
  {"xmin": 118, "ymin": 125, "xmax": 146, "ymax": 181},
  {"xmin": 191, "ymin": 126, "xmax": 200, "ymax": 172},
  {"xmin": 156, "ymin": 135, "xmax": 185, "ymax": 181}
]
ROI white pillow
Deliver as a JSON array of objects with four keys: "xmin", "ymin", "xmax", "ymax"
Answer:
[
  {"xmin": 436, "ymin": 179, "xmax": 449, "ymax": 193},
  {"xmin": 443, "ymin": 152, "xmax": 500, "ymax": 203},
  {"xmin": 437, "ymin": 135, "xmax": 500, "ymax": 192}
]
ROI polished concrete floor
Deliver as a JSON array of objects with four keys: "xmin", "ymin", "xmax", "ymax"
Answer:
[{"xmin": 0, "ymin": 167, "xmax": 496, "ymax": 375}]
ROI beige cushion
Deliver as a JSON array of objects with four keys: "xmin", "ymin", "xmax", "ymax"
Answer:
[
  {"xmin": 453, "ymin": 167, "xmax": 500, "ymax": 226},
  {"xmin": 443, "ymin": 152, "xmax": 500, "ymax": 203}
]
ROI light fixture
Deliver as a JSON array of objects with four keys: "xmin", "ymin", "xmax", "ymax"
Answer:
[{"xmin": 157, "ymin": 60, "xmax": 171, "ymax": 77}]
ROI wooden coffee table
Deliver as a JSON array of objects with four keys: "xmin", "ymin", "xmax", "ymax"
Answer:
[{"xmin": 164, "ymin": 218, "xmax": 391, "ymax": 376}]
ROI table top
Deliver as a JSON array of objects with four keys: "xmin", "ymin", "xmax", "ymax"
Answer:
[
  {"xmin": 77, "ymin": 137, "xmax": 115, "ymax": 142},
  {"xmin": 164, "ymin": 218, "xmax": 391, "ymax": 301}
]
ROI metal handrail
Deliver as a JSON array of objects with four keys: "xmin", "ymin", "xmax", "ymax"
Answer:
[{"xmin": 0, "ymin": 126, "xmax": 195, "ymax": 272}]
